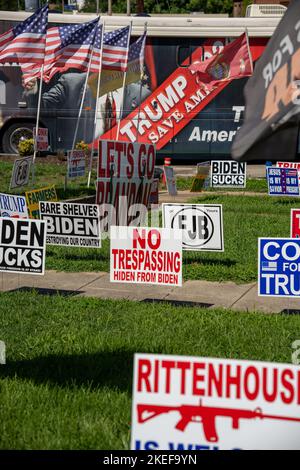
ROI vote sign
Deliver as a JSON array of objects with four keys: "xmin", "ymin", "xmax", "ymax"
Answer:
[
  {"xmin": 267, "ymin": 168, "xmax": 300, "ymax": 196},
  {"xmin": 162, "ymin": 203, "xmax": 224, "ymax": 252},
  {"xmin": 211, "ymin": 161, "xmax": 246, "ymax": 188},
  {"xmin": 291, "ymin": 209, "xmax": 300, "ymax": 238},
  {"xmin": 258, "ymin": 238, "xmax": 300, "ymax": 297}
]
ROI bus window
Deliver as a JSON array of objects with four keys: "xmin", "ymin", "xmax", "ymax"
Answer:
[{"xmin": 176, "ymin": 45, "xmax": 192, "ymax": 68}]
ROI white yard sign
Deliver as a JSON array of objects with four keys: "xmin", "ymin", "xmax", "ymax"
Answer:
[
  {"xmin": 110, "ymin": 226, "xmax": 182, "ymax": 286},
  {"xmin": 131, "ymin": 354, "xmax": 300, "ymax": 450},
  {"xmin": 162, "ymin": 203, "xmax": 224, "ymax": 252}
]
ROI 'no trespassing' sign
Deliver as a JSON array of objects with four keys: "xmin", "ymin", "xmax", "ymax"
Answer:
[
  {"xmin": 0, "ymin": 218, "xmax": 46, "ymax": 275},
  {"xmin": 39, "ymin": 202, "xmax": 101, "ymax": 248}
]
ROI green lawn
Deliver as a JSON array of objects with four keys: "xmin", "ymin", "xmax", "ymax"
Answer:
[
  {"xmin": 0, "ymin": 160, "xmax": 96, "ymax": 200},
  {"xmin": 0, "ymin": 291, "xmax": 299, "ymax": 449},
  {"xmin": 45, "ymin": 194, "xmax": 299, "ymax": 283},
  {"xmin": 176, "ymin": 176, "xmax": 268, "ymax": 193}
]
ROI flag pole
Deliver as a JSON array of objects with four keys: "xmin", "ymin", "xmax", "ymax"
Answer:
[
  {"xmin": 70, "ymin": 29, "xmax": 97, "ymax": 164},
  {"xmin": 245, "ymin": 27, "xmax": 253, "ymax": 74},
  {"xmin": 135, "ymin": 22, "xmax": 147, "ymax": 143},
  {"xmin": 116, "ymin": 21, "xmax": 132, "ymax": 140},
  {"xmin": 87, "ymin": 19, "xmax": 105, "ymax": 188},
  {"xmin": 32, "ymin": 63, "xmax": 44, "ymax": 185}
]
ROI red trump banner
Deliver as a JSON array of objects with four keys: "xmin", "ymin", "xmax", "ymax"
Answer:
[{"xmin": 99, "ymin": 36, "xmax": 255, "ymax": 150}]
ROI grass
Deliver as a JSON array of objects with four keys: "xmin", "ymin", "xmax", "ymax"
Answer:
[
  {"xmin": 45, "ymin": 194, "xmax": 299, "ymax": 283},
  {"xmin": 176, "ymin": 176, "xmax": 268, "ymax": 193},
  {"xmin": 0, "ymin": 160, "xmax": 96, "ymax": 200},
  {"xmin": 0, "ymin": 291, "xmax": 299, "ymax": 449}
]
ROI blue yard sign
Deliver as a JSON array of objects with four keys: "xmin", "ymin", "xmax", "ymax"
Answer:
[
  {"xmin": 258, "ymin": 238, "xmax": 300, "ymax": 297},
  {"xmin": 267, "ymin": 167, "xmax": 300, "ymax": 196}
]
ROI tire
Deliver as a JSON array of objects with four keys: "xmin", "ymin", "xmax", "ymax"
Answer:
[{"xmin": 2, "ymin": 122, "xmax": 35, "ymax": 155}]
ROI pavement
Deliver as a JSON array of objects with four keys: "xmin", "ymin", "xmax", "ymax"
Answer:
[{"xmin": 1, "ymin": 270, "xmax": 299, "ymax": 314}]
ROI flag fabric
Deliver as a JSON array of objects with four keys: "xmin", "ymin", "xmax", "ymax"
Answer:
[
  {"xmin": 42, "ymin": 19, "xmax": 102, "ymax": 83},
  {"xmin": 89, "ymin": 31, "xmax": 147, "ymax": 98},
  {"xmin": 232, "ymin": 0, "xmax": 300, "ymax": 162},
  {"xmin": 0, "ymin": 5, "xmax": 48, "ymax": 84},
  {"xmin": 189, "ymin": 33, "xmax": 253, "ymax": 85},
  {"xmin": 102, "ymin": 26, "xmax": 131, "ymax": 72}
]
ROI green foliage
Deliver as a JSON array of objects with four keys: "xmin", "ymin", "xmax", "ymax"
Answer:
[
  {"xmin": 18, "ymin": 138, "xmax": 34, "ymax": 157},
  {"xmin": 81, "ymin": 0, "xmax": 233, "ymax": 14},
  {"xmin": 75, "ymin": 140, "xmax": 89, "ymax": 155}
]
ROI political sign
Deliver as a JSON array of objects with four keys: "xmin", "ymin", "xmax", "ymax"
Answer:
[
  {"xmin": 258, "ymin": 238, "xmax": 300, "ymax": 297},
  {"xmin": 97, "ymin": 140, "xmax": 156, "ymax": 225},
  {"xmin": 267, "ymin": 168, "xmax": 300, "ymax": 197},
  {"xmin": 164, "ymin": 166, "xmax": 177, "ymax": 196},
  {"xmin": 190, "ymin": 163, "xmax": 210, "ymax": 192},
  {"xmin": 291, "ymin": 209, "xmax": 300, "ymax": 238},
  {"xmin": 277, "ymin": 162, "xmax": 300, "ymax": 171},
  {"xmin": 10, "ymin": 157, "xmax": 32, "ymax": 190},
  {"xmin": 39, "ymin": 202, "xmax": 101, "ymax": 248},
  {"xmin": 162, "ymin": 203, "xmax": 224, "ymax": 252},
  {"xmin": 148, "ymin": 178, "xmax": 159, "ymax": 206},
  {"xmin": 67, "ymin": 150, "xmax": 86, "ymax": 178},
  {"xmin": 33, "ymin": 127, "xmax": 48, "ymax": 151},
  {"xmin": 131, "ymin": 354, "xmax": 300, "ymax": 450},
  {"xmin": 211, "ymin": 161, "xmax": 246, "ymax": 188},
  {"xmin": 110, "ymin": 226, "xmax": 182, "ymax": 286},
  {"xmin": 0, "ymin": 193, "xmax": 28, "ymax": 219},
  {"xmin": 25, "ymin": 185, "xmax": 57, "ymax": 219},
  {"xmin": 0, "ymin": 218, "xmax": 46, "ymax": 275}
]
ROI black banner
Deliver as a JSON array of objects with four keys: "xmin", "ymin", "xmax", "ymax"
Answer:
[{"xmin": 232, "ymin": 0, "xmax": 300, "ymax": 162}]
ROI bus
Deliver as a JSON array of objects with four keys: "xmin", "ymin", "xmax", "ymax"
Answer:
[{"xmin": 0, "ymin": 10, "xmax": 280, "ymax": 160}]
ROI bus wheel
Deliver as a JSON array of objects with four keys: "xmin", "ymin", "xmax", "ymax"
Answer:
[{"xmin": 2, "ymin": 122, "xmax": 35, "ymax": 154}]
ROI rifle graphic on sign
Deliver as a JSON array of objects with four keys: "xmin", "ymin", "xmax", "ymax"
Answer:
[{"xmin": 137, "ymin": 400, "xmax": 300, "ymax": 442}]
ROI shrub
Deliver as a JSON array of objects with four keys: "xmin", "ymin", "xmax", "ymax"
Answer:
[{"xmin": 18, "ymin": 138, "xmax": 34, "ymax": 157}]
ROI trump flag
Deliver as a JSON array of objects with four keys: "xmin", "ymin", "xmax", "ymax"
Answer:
[{"xmin": 232, "ymin": 0, "xmax": 300, "ymax": 162}]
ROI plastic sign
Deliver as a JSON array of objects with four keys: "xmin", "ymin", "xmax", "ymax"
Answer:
[
  {"xmin": 25, "ymin": 185, "xmax": 57, "ymax": 219},
  {"xmin": 162, "ymin": 203, "xmax": 224, "ymax": 252},
  {"xmin": 39, "ymin": 202, "xmax": 101, "ymax": 248},
  {"xmin": 267, "ymin": 168, "xmax": 300, "ymax": 197},
  {"xmin": 131, "ymin": 354, "xmax": 300, "ymax": 450},
  {"xmin": 0, "ymin": 218, "xmax": 46, "ymax": 275},
  {"xmin": 10, "ymin": 156, "xmax": 32, "ymax": 190},
  {"xmin": 67, "ymin": 150, "xmax": 85, "ymax": 178},
  {"xmin": 149, "ymin": 178, "xmax": 159, "ymax": 205},
  {"xmin": 276, "ymin": 162, "xmax": 300, "ymax": 170},
  {"xmin": 97, "ymin": 140, "xmax": 156, "ymax": 208},
  {"xmin": 211, "ymin": 161, "xmax": 246, "ymax": 188},
  {"xmin": 33, "ymin": 127, "xmax": 48, "ymax": 151},
  {"xmin": 291, "ymin": 209, "xmax": 300, "ymax": 238},
  {"xmin": 0, "ymin": 193, "xmax": 28, "ymax": 219},
  {"xmin": 164, "ymin": 166, "xmax": 177, "ymax": 196},
  {"xmin": 258, "ymin": 238, "xmax": 300, "ymax": 297},
  {"xmin": 110, "ymin": 226, "xmax": 182, "ymax": 286}
]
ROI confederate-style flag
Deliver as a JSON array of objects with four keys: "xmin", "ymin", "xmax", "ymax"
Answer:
[
  {"xmin": 0, "ymin": 5, "xmax": 48, "ymax": 84},
  {"xmin": 189, "ymin": 33, "xmax": 253, "ymax": 85}
]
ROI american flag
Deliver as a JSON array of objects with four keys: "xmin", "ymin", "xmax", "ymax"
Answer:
[
  {"xmin": 0, "ymin": 5, "xmax": 48, "ymax": 83},
  {"xmin": 128, "ymin": 31, "xmax": 147, "ymax": 74},
  {"xmin": 102, "ymin": 26, "xmax": 130, "ymax": 72},
  {"xmin": 42, "ymin": 18, "xmax": 102, "ymax": 83}
]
